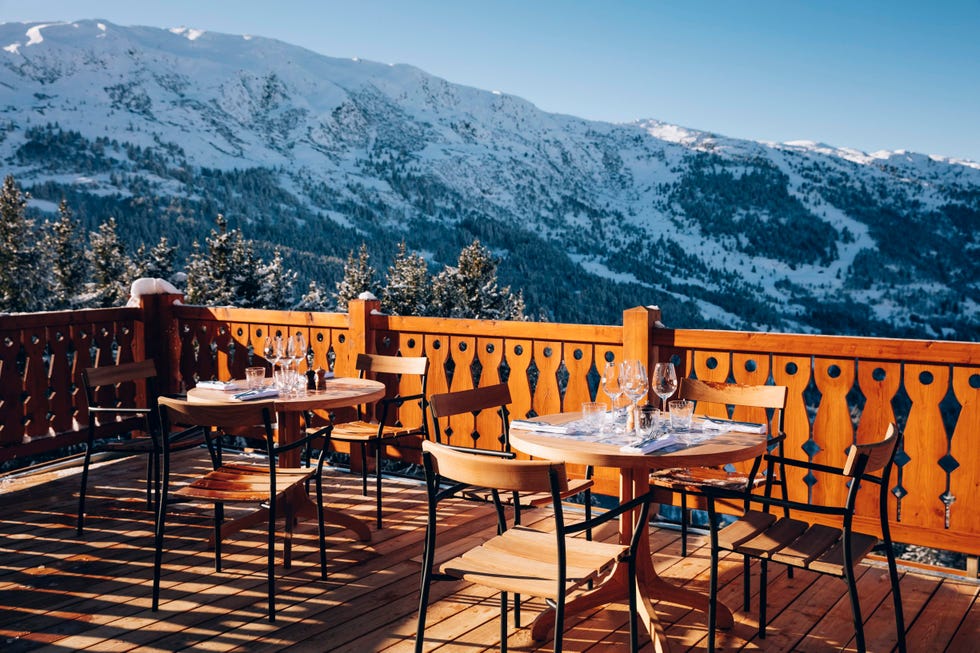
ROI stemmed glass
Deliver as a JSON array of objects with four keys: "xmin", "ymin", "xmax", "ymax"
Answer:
[
  {"xmin": 652, "ymin": 362, "xmax": 678, "ymax": 412},
  {"xmin": 264, "ymin": 335, "xmax": 283, "ymax": 371},
  {"xmin": 620, "ymin": 359, "xmax": 648, "ymax": 437},
  {"xmin": 602, "ymin": 362, "xmax": 625, "ymax": 425},
  {"xmin": 287, "ymin": 332, "xmax": 308, "ymax": 395}
]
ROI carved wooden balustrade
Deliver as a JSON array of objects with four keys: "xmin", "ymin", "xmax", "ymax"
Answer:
[{"xmin": 1, "ymin": 295, "xmax": 977, "ymax": 569}]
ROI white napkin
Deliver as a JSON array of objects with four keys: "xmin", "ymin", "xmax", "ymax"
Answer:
[
  {"xmin": 196, "ymin": 380, "xmax": 244, "ymax": 391},
  {"xmin": 510, "ymin": 419, "xmax": 569, "ymax": 434},
  {"xmin": 700, "ymin": 417, "xmax": 767, "ymax": 434},
  {"xmin": 620, "ymin": 434, "xmax": 682, "ymax": 454},
  {"xmin": 231, "ymin": 387, "xmax": 279, "ymax": 401}
]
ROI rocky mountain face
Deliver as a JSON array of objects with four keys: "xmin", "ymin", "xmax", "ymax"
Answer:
[{"xmin": 2, "ymin": 20, "xmax": 978, "ymax": 338}]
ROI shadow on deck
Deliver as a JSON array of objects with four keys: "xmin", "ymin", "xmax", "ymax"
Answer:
[{"xmin": 0, "ymin": 449, "xmax": 976, "ymax": 652}]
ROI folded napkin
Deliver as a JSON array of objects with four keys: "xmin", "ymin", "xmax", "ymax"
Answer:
[
  {"xmin": 700, "ymin": 417, "xmax": 767, "ymax": 434},
  {"xmin": 510, "ymin": 419, "xmax": 570, "ymax": 435},
  {"xmin": 620, "ymin": 434, "xmax": 682, "ymax": 454},
  {"xmin": 231, "ymin": 387, "xmax": 279, "ymax": 401},
  {"xmin": 196, "ymin": 380, "xmax": 244, "ymax": 391}
]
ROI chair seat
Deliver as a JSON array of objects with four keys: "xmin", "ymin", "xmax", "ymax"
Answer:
[
  {"xmin": 650, "ymin": 466, "xmax": 767, "ymax": 492},
  {"xmin": 720, "ymin": 510, "xmax": 879, "ymax": 577},
  {"xmin": 98, "ymin": 435, "xmax": 201, "ymax": 453},
  {"xmin": 328, "ymin": 420, "xmax": 424, "ymax": 442},
  {"xmin": 440, "ymin": 525, "xmax": 626, "ymax": 600},
  {"xmin": 174, "ymin": 463, "xmax": 315, "ymax": 503}
]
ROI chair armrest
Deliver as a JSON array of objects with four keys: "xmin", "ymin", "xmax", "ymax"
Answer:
[
  {"xmin": 767, "ymin": 431, "xmax": 787, "ymax": 447},
  {"xmin": 702, "ymin": 484, "xmax": 848, "ymax": 518},
  {"xmin": 88, "ymin": 406, "xmax": 152, "ymax": 416},
  {"xmin": 378, "ymin": 392, "xmax": 426, "ymax": 406},
  {"xmin": 764, "ymin": 454, "xmax": 846, "ymax": 477},
  {"xmin": 563, "ymin": 489, "xmax": 657, "ymax": 537}
]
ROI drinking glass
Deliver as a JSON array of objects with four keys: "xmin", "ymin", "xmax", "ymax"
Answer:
[
  {"xmin": 620, "ymin": 359, "xmax": 648, "ymax": 437},
  {"xmin": 245, "ymin": 366, "xmax": 265, "ymax": 389},
  {"xmin": 287, "ymin": 332, "xmax": 308, "ymax": 395},
  {"xmin": 669, "ymin": 399, "xmax": 695, "ymax": 430},
  {"xmin": 652, "ymin": 362, "xmax": 678, "ymax": 411},
  {"xmin": 601, "ymin": 362, "xmax": 625, "ymax": 422},
  {"xmin": 581, "ymin": 401, "xmax": 607, "ymax": 433}
]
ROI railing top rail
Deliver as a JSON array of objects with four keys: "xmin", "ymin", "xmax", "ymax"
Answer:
[
  {"xmin": 0, "ymin": 306, "xmax": 140, "ymax": 330},
  {"xmin": 657, "ymin": 328, "xmax": 980, "ymax": 365},
  {"xmin": 373, "ymin": 313, "xmax": 623, "ymax": 345},
  {"xmin": 172, "ymin": 304, "xmax": 350, "ymax": 329}
]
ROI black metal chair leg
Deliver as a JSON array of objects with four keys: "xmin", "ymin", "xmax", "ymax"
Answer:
[
  {"xmin": 76, "ymin": 444, "xmax": 94, "ymax": 536},
  {"xmin": 375, "ymin": 437, "xmax": 384, "ymax": 529}
]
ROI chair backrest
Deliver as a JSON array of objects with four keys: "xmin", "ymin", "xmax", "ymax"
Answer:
[
  {"xmin": 428, "ymin": 383, "xmax": 511, "ymax": 449},
  {"xmin": 679, "ymin": 378, "xmax": 787, "ymax": 433},
  {"xmin": 354, "ymin": 353, "xmax": 429, "ymax": 424},
  {"xmin": 843, "ymin": 423, "xmax": 899, "ymax": 478},
  {"xmin": 157, "ymin": 396, "xmax": 275, "ymax": 436},
  {"xmin": 82, "ymin": 359, "xmax": 158, "ymax": 407},
  {"xmin": 421, "ymin": 439, "xmax": 566, "ymax": 495},
  {"xmin": 356, "ymin": 353, "xmax": 429, "ymax": 376}
]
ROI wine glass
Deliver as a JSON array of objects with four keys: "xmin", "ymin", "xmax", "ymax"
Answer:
[
  {"xmin": 601, "ymin": 362, "xmax": 624, "ymax": 423},
  {"xmin": 652, "ymin": 362, "xmax": 678, "ymax": 412},
  {"xmin": 620, "ymin": 359, "xmax": 648, "ymax": 437},
  {"xmin": 287, "ymin": 332, "xmax": 308, "ymax": 394},
  {"xmin": 264, "ymin": 335, "xmax": 283, "ymax": 369}
]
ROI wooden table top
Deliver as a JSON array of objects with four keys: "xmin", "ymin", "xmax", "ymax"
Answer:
[
  {"xmin": 186, "ymin": 377, "xmax": 386, "ymax": 413},
  {"xmin": 509, "ymin": 412, "xmax": 768, "ymax": 471}
]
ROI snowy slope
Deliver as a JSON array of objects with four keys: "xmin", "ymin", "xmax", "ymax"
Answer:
[{"xmin": 1, "ymin": 20, "xmax": 977, "ymax": 337}]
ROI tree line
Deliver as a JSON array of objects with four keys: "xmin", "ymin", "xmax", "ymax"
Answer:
[{"xmin": 0, "ymin": 175, "xmax": 526, "ymax": 320}]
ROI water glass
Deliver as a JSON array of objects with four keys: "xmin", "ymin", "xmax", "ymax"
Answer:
[
  {"xmin": 669, "ymin": 399, "xmax": 694, "ymax": 430},
  {"xmin": 245, "ymin": 366, "xmax": 265, "ymax": 389},
  {"xmin": 637, "ymin": 405, "xmax": 664, "ymax": 437},
  {"xmin": 581, "ymin": 401, "xmax": 607, "ymax": 433}
]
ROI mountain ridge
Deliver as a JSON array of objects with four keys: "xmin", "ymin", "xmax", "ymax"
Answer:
[{"xmin": 2, "ymin": 19, "xmax": 978, "ymax": 339}]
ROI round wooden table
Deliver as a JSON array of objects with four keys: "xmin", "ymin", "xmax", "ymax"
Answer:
[
  {"xmin": 187, "ymin": 377, "xmax": 386, "ymax": 543},
  {"xmin": 510, "ymin": 414, "xmax": 768, "ymax": 650}
]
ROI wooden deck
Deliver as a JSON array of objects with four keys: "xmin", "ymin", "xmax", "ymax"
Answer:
[{"xmin": 1, "ymin": 449, "xmax": 977, "ymax": 653}]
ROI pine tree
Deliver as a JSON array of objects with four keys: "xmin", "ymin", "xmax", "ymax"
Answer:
[
  {"xmin": 255, "ymin": 248, "xmax": 297, "ymax": 309},
  {"xmin": 184, "ymin": 215, "xmax": 237, "ymax": 306},
  {"xmin": 134, "ymin": 236, "xmax": 177, "ymax": 283},
  {"xmin": 44, "ymin": 199, "xmax": 89, "ymax": 309},
  {"xmin": 86, "ymin": 217, "xmax": 134, "ymax": 307},
  {"xmin": 296, "ymin": 280, "xmax": 330, "ymax": 311},
  {"xmin": 382, "ymin": 241, "xmax": 433, "ymax": 316},
  {"xmin": 432, "ymin": 239, "xmax": 526, "ymax": 320},
  {"xmin": 184, "ymin": 215, "xmax": 298, "ymax": 309},
  {"xmin": 334, "ymin": 243, "xmax": 376, "ymax": 312},
  {"xmin": 0, "ymin": 175, "xmax": 45, "ymax": 312}
]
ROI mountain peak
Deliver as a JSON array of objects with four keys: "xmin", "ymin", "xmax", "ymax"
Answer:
[{"xmin": 1, "ymin": 19, "xmax": 977, "ymax": 338}]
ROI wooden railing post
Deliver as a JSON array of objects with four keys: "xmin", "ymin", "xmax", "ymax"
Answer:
[
  {"xmin": 140, "ymin": 292, "xmax": 185, "ymax": 395},
  {"xmin": 622, "ymin": 305, "xmax": 662, "ymax": 375},
  {"xmin": 346, "ymin": 297, "xmax": 381, "ymax": 369}
]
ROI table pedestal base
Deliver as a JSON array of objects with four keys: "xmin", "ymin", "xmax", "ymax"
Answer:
[
  {"xmin": 207, "ymin": 486, "xmax": 372, "ymax": 548},
  {"xmin": 527, "ymin": 559, "xmax": 734, "ymax": 652}
]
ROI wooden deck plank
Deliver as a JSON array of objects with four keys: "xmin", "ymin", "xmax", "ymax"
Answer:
[{"xmin": 1, "ymin": 448, "xmax": 975, "ymax": 652}]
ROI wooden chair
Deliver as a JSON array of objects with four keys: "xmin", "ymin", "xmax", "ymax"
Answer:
[
  {"xmin": 152, "ymin": 397, "xmax": 331, "ymax": 623},
  {"xmin": 77, "ymin": 360, "xmax": 199, "ymax": 536},
  {"xmin": 704, "ymin": 424, "xmax": 906, "ymax": 652},
  {"xmin": 324, "ymin": 353, "xmax": 428, "ymax": 529},
  {"xmin": 648, "ymin": 379, "xmax": 788, "ymax": 553},
  {"xmin": 428, "ymin": 383, "xmax": 594, "ymax": 518},
  {"xmin": 415, "ymin": 440, "xmax": 653, "ymax": 653},
  {"xmin": 428, "ymin": 383, "xmax": 596, "ymax": 629}
]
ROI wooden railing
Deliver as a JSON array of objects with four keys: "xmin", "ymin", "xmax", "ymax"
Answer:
[
  {"xmin": 0, "ymin": 305, "xmax": 146, "ymax": 463},
  {"xmin": 1, "ymin": 295, "xmax": 978, "ymax": 566}
]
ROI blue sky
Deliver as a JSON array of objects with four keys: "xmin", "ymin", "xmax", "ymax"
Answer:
[{"xmin": 5, "ymin": 0, "xmax": 979, "ymax": 161}]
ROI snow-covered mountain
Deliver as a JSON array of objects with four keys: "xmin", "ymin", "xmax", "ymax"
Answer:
[{"xmin": 2, "ymin": 19, "xmax": 978, "ymax": 338}]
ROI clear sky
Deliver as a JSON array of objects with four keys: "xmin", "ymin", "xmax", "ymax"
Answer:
[{"xmin": 4, "ymin": 0, "xmax": 979, "ymax": 161}]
